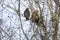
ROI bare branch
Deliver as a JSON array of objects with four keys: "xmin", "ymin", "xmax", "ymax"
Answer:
[
  {"xmin": 54, "ymin": 0, "xmax": 60, "ymax": 6},
  {"xmin": 17, "ymin": 0, "xmax": 29, "ymax": 40}
]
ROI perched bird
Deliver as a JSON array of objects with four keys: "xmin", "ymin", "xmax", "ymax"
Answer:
[
  {"xmin": 31, "ymin": 10, "xmax": 39, "ymax": 24},
  {"xmin": 24, "ymin": 8, "xmax": 30, "ymax": 20}
]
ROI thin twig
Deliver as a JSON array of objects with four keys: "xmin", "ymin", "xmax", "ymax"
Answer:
[{"xmin": 18, "ymin": 0, "xmax": 29, "ymax": 40}]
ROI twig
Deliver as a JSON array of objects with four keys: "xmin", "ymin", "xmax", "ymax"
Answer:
[{"xmin": 18, "ymin": 0, "xmax": 29, "ymax": 40}]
